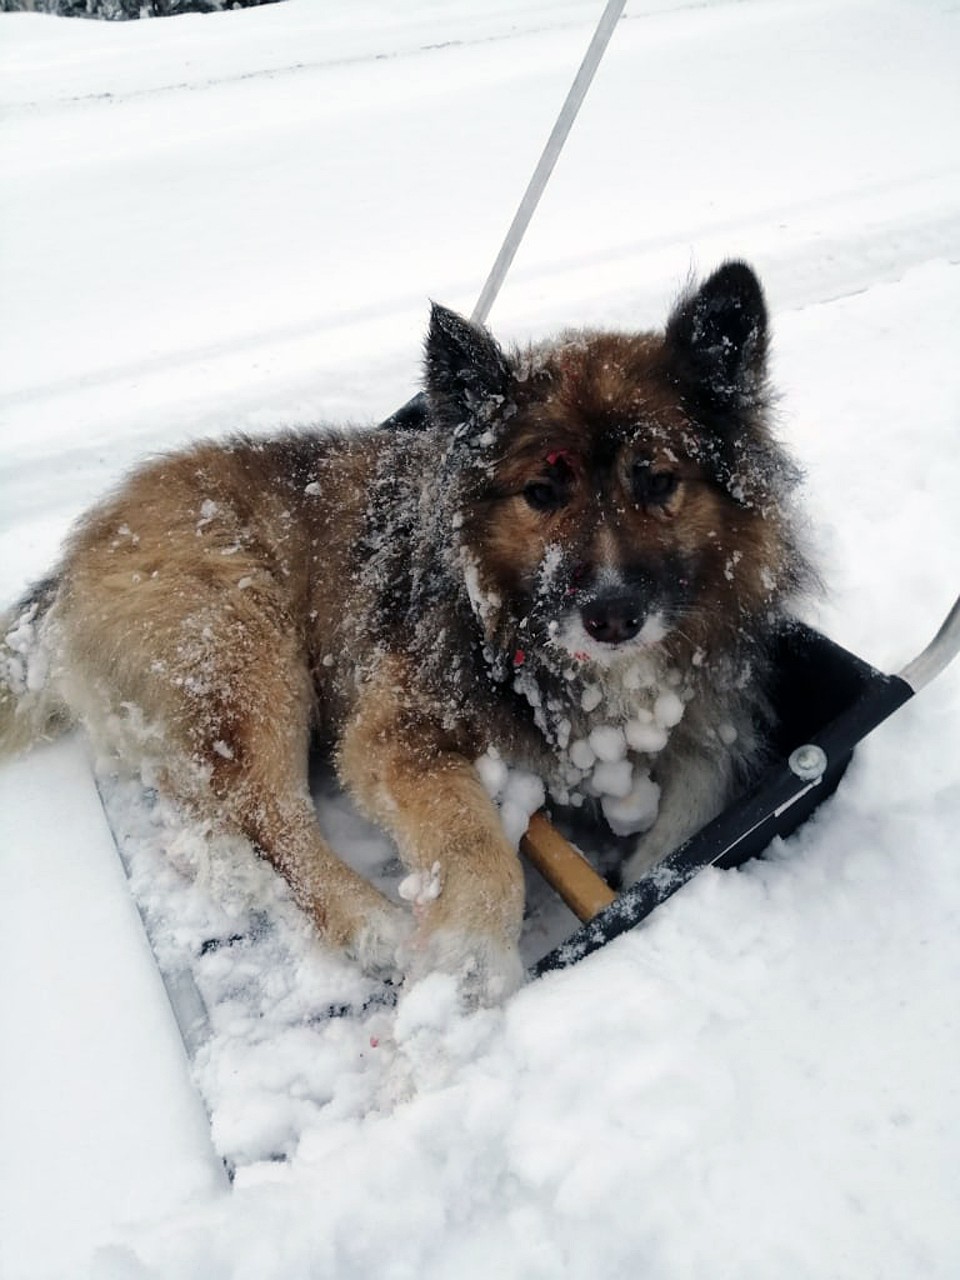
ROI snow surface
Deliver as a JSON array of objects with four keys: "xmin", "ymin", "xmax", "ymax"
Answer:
[{"xmin": 1, "ymin": 1, "xmax": 960, "ymax": 1277}]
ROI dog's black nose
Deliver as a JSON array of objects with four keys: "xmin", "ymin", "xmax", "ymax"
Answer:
[{"xmin": 581, "ymin": 595, "xmax": 643, "ymax": 644}]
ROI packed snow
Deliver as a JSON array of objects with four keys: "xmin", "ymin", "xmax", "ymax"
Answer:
[{"xmin": 1, "ymin": 1, "xmax": 959, "ymax": 1278}]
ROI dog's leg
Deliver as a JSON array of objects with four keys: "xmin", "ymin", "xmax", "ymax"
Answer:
[
  {"xmin": 180, "ymin": 662, "xmax": 412, "ymax": 977},
  {"xmin": 58, "ymin": 577, "xmax": 408, "ymax": 978},
  {"xmin": 206, "ymin": 746, "xmax": 411, "ymax": 980},
  {"xmin": 339, "ymin": 658, "xmax": 525, "ymax": 1004},
  {"xmin": 621, "ymin": 749, "xmax": 732, "ymax": 883}
]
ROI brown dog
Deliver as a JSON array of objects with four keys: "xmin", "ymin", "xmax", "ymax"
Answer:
[{"xmin": 0, "ymin": 262, "xmax": 812, "ymax": 1002}]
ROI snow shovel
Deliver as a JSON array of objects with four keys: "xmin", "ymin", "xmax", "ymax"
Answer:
[{"xmin": 522, "ymin": 597, "xmax": 960, "ymax": 975}]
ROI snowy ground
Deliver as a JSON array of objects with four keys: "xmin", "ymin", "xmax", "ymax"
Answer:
[{"xmin": 1, "ymin": 1, "xmax": 959, "ymax": 1276}]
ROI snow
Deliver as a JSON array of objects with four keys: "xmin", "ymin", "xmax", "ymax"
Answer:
[
  {"xmin": 1, "ymin": 1, "xmax": 959, "ymax": 1277},
  {"xmin": 625, "ymin": 715, "xmax": 670, "ymax": 752},
  {"xmin": 600, "ymin": 767, "xmax": 661, "ymax": 835},
  {"xmin": 653, "ymin": 689, "xmax": 684, "ymax": 729},
  {"xmin": 398, "ymin": 862, "xmax": 442, "ymax": 907},
  {"xmin": 587, "ymin": 723, "xmax": 627, "ymax": 763},
  {"xmin": 3, "ymin": 601, "xmax": 49, "ymax": 695},
  {"xmin": 0, "ymin": 742, "xmax": 226, "ymax": 1280},
  {"xmin": 478, "ymin": 756, "xmax": 548, "ymax": 848}
]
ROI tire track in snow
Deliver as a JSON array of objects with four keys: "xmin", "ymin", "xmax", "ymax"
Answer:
[
  {"xmin": 3, "ymin": 10, "xmax": 592, "ymax": 115},
  {"xmin": 1, "ymin": 180, "xmax": 957, "ymax": 551},
  {"xmin": 2, "ymin": 2, "xmax": 739, "ymax": 115},
  {"xmin": 2, "ymin": 185, "xmax": 956, "ymax": 418}
]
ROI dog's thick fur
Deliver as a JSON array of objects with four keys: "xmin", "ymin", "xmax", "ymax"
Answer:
[{"xmin": 0, "ymin": 262, "xmax": 812, "ymax": 1002}]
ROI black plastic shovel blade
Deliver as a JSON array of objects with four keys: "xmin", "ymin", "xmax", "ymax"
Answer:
[{"xmin": 533, "ymin": 624, "xmax": 914, "ymax": 976}]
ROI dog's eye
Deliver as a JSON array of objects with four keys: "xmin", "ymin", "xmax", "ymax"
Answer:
[
  {"xmin": 523, "ymin": 479, "xmax": 568, "ymax": 512},
  {"xmin": 523, "ymin": 451, "xmax": 575, "ymax": 513},
  {"xmin": 633, "ymin": 465, "xmax": 678, "ymax": 507}
]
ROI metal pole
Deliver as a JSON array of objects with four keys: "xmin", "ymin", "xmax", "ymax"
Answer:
[
  {"xmin": 470, "ymin": 0, "xmax": 627, "ymax": 327},
  {"xmin": 898, "ymin": 593, "xmax": 960, "ymax": 693}
]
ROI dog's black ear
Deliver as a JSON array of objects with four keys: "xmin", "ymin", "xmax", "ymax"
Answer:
[
  {"xmin": 664, "ymin": 261, "xmax": 768, "ymax": 411},
  {"xmin": 424, "ymin": 303, "xmax": 512, "ymax": 428}
]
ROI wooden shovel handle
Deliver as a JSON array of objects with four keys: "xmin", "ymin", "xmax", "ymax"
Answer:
[{"xmin": 520, "ymin": 811, "xmax": 616, "ymax": 922}]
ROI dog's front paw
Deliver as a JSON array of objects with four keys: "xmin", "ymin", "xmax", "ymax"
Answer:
[
  {"xmin": 405, "ymin": 926, "xmax": 525, "ymax": 1007},
  {"xmin": 347, "ymin": 904, "xmax": 415, "ymax": 983}
]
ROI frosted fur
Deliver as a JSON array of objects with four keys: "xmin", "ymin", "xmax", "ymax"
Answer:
[{"xmin": 0, "ymin": 265, "xmax": 814, "ymax": 1006}]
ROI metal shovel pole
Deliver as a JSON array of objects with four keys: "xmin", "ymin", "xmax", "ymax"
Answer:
[
  {"xmin": 471, "ymin": 0, "xmax": 627, "ymax": 327},
  {"xmin": 383, "ymin": 0, "xmax": 627, "ymax": 430}
]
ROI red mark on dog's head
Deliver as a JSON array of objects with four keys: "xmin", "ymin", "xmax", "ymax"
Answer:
[
  {"xmin": 513, "ymin": 648, "xmax": 526, "ymax": 667},
  {"xmin": 545, "ymin": 449, "xmax": 574, "ymax": 468}
]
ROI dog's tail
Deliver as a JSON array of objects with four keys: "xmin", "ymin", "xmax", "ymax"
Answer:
[{"xmin": 0, "ymin": 576, "xmax": 73, "ymax": 759}]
